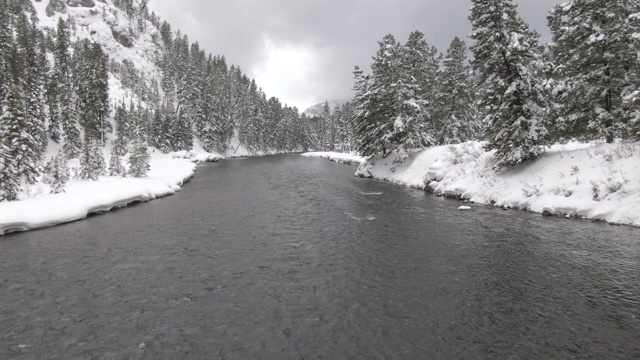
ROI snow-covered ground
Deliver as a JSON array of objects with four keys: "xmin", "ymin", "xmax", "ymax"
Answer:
[
  {"xmin": 0, "ymin": 153, "xmax": 196, "ymax": 235},
  {"xmin": 355, "ymin": 141, "xmax": 640, "ymax": 227},
  {"xmin": 301, "ymin": 152, "xmax": 366, "ymax": 165},
  {"xmin": 169, "ymin": 139, "xmax": 225, "ymax": 162}
]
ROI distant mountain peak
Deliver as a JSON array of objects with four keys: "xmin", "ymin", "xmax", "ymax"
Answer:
[{"xmin": 303, "ymin": 99, "xmax": 350, "ymax": 117}]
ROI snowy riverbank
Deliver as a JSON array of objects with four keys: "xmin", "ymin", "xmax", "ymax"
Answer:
[
  {"xmin": 0, "ymin": 153, "xmax": 197, "ymax": 235},
  {"xmin": 301, "ymin": 151, "xmax": 366, "ymax": 165},
  {"xmin": 353, "ymin": 142, "xmax": 640, "ymax": 227}
]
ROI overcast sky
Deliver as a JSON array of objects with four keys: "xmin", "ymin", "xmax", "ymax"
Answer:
[{"xmin": 148, "ymin": 0, "xmax": 562, "ymax": 111}]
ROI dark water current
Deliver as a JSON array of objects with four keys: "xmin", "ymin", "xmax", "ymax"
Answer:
[{"xmin": 0, "ymin": 154, "xmax": 639, "ymax": 359}]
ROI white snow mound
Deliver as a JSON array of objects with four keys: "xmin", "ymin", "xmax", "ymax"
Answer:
[
  {"xmin": 0, "ymin": 155, "xmax": 196, "ymax": 235},
  {"xmin": 301, "ymin": 152, "xmax": 366, "ymax": 165},
  {"xmin": 355, "ymin": 141, "xmax": 640, "ymax": 227}
]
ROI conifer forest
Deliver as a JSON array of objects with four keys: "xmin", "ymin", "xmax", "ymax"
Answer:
[{"xmin": 1, "ymin": 0, "xmax": 640, "ymax": 202}]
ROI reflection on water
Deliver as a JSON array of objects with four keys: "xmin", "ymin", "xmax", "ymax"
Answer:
[{"xmin": 0, "ymin": 155, "xmax": 638, "ymax": 359}]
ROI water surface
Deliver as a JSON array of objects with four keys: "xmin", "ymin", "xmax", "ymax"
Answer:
[{"xmin": 1, "ymin": 155, "xmax": 638, "ymax": 359}]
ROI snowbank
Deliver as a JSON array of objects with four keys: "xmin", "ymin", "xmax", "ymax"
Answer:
[
  {"xmin": 301, "ymin": 152, "xmax": 366, "ymax": 165},
  {"xmin": 355, "ymin": 142, "xmax": 640, "ymax": 227},
  {"xmin": 170, "ymin": 150, "xmax": 223, "ymax": 162},
  {"xmin": 0, "ymin": 155, "xmax": 196, "ymax": 235}
]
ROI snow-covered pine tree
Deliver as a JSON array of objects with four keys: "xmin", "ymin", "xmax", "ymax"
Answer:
[
  {"xmin": 52, "ymin": 19, "xmax": 81, "ymax": 158},
  {"xmin": 15, "ymin": 13, "xmax": 47, "ymax": 154},
  {"xmin": 113, "ymin": 102, "xmax": 131, "ymax": 149},
  {"xmin": 469, "ymin": 0, "xmax": 549, "ymax": 169},
  {"xmin": 45, "ymin": 52, "xmax": 62, "ymax": 142},
  {"xmin": 0, "ymin": 81, "xmax": 43, "ymax": 200},
  {"xmin": 79, "ymin": 137, "xmax": 106, "ymax": 180},
  {"xmin": 353, "ymin": 33, "xmax": 435, "ymax": 161},
  {"xmin": 150, "ymin": 104, "xmax": 168, "ymax": 151},
  {"xmin": 333, "ymin": 102, "xmax": 355, "ymax": 152},
  {"xmin": 321, "ymin": 101, "xmax": 332, "ymax": 150},
  {"xmin": 352, "ymin": 65, "xmax": 376, "ymax": 157},
  {"xmin": 108, "ymin": 145, "xmax": 127, "ymax": 177},
  {"xmin": 434, "ymin": 37, "xmax": 479, "ymax": 144},
  {"xmin": 46, "ymin": 151, "xmax": 69, "ymax": 194},
  {"xmin": 393, "ymin": 31, "xmax": 437, "ymax": 156},
  {"xmin": 128, "ymin": 118, "xmax": 151, "ymax": 177},
  {"xmin": 353, "ymin": 35, "xmax": 403, "ymax": 158},
  {"xmin": 46, "ymin": 0, "xmax": 67, "ymax": 17},
  {"xmin": 549, "ymin": 0, "xmax": 640, "ymax": 143},
  {"xmin": 73, "ymin": 40, "xmax": 110, "ymax": 143}
]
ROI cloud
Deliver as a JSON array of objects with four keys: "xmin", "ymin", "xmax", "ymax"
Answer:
[{"xmin": 149, "ymin": 0, "xmax": 563, "ymax": 110}]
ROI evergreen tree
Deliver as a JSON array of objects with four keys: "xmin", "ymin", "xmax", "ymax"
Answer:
[
  {"xmin": 549, "ymin": 0, "xmax": 640, "ymax": 142},
  {"xmin": 52, "ymin": 19, "xmax": 81, "ymax": 158},
  {"xmin": 79, "ymin": 137, "xmax": 106, "ymax": 180},
  {"xmin": 45, "ymin": 57, "xmax": 62, "ymax": 142},
  {"xmin": 46, "ymin": 0, "xmax": 66, "ymax": 17},
  {"xmin": 0, "ymin": 82, "xmax": 42, "ymax": 200},
  {"xmin": 44, "ymin": 150, "xmax": 69, "ymax": 194},
  {"xmin": 402, "ymin": 31, "xmax": 440, "ymax": 146},
  {"xmin": 16, "ymin": 13, "xmax": 47, "ymax": 153},
  {"xmin": 353, "ymin": 33, "xmax": 433, "ymax": 161},
  {"xmin": 434, "ymin": 37, "xmax": 479, "ymax": 144},
  {"xmin": 73, "ymin": 40, "xmax": 110, "ymax": 143},
  {"xmin": 469, "ymin": 0, "xmax": 549, "ymax": 169},
  {"xmin": 128, "ymin": 119, "xmax": 151, "ymax": 177},
  {"xmin": 113, "ymin": 102, "xmax": 131, "ymax": 150},
  {"xmin": 352, "ymin": 65, "xmax": 376, "ymax": 157},
  {"xmin": 108, "ymin": 146, "xmax": 127, "ymax": 177}
]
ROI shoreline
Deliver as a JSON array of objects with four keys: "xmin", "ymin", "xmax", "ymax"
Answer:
[
  {"xmin": 0, "ymin": 156, "xmax": 197, "ymax": 236},
  {"xmin": 306, "ymin": 143, "xmax": 640, "ymax": 229}
]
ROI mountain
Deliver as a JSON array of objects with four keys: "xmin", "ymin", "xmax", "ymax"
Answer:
[
  {"xmin": 23, "ymin": 0, "xmax": 309, "ymax": 155},
  {"xmin": 303, "ymin": 99, "xmax": 350, "ymax": 117}
]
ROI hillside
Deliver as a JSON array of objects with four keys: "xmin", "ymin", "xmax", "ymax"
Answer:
[
  {"xmin": 0, "ymin": 0, "xmax": 344, "ymax": 231},
  {"xmin": 1, "ymin": 0, "xmax": 356, "ymax": 206}
]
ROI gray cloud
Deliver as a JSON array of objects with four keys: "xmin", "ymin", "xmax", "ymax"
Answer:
[{"xmin": 149, "ymin": 0, "xmax": 562, "ymax": 110}]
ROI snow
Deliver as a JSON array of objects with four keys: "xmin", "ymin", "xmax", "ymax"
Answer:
[
  {"xmin": 458, "ymin": 206, "xmax": 472, "ymax": 210},
  {"xmin": 301, "ymin": 152, "xmax": 366, "ymax": 165},
  {"xmin": 169, "ymin": 138, "xmax": 224, "ymax": 162},
  {"xmin": 355, "ymin": 141, "xmax": 640, "ymax": 227},
  {"xmin": 0, "ymin": 153, "xmax": 196, "ymax": 235}
]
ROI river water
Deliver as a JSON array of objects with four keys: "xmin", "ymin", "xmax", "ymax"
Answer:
[{"xmin": 0, "ymin": 155, "xmax": 639, "ymax": 359}]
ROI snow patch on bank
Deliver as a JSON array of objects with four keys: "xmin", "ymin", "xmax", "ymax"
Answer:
[
  {"xmin": 169, "ymin": 140, "xmax": 224, "ymax": 162},
  {"xmin": 301, "ymin": 152, "xmax": 366, "ymax": 165},
  {"xmin": 0, "ymin": 154, "xmax": 196, "ymax": 235},
  {"xmin": 355, "ymin": 142, "xmax": 640, "ymax": 227}
]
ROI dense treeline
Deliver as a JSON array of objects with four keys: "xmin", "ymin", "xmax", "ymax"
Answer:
[
  {"xmin": 0, "ymin": 0, "xmax": 349, "ymax": 202},
  {"xmin": 5, "ymin": 0, "xmax": 639, "ymax": 203},
  {"xmin": 353, "ymin": 0, "xmax": 640, "ymax": 169}
]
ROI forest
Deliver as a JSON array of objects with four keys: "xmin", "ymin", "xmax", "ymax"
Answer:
[{"xmin": 1, "ymin": 0, "xmax": 639, "ymax": 202}]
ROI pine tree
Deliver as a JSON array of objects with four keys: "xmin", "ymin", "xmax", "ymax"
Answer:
[
  {"xmin": 434, "ymin": 37, "xmax": 479, "ymax": 144},
  {"xmin": 45, "ymin": 56, "xmax": 62, "ymax": 142},
  {"xmin": 113, "ymin": 102, "xmax": 131, "ymax": 150},
  {"xmin": 46, "ymin": 0, "xmax": 66, "ymax": 17},
  {"xmin": 469, "ymin": 0, "xmax": 549, "ymax": 169},
  {"xmin": 53, "ymin": 19, "xmax": 81, "ymax": 158},
  {"xmin": 353, "ymin": 33, "xmax": 433, "ymax": 161},
  {"xmin": 402, "ymin": 31, "xmax": 440, "ymax": 146},
  {"xmin": 16, "ymin": 13, "xmax": 47, "ymax": 153},
  {"xmin": 73, "ymin": 40, "xmax": 110, "ymax": 143},
  {"xmin": 45, "ymin": 151, "xmax": 69, "ymax": 194},
  {"xmin": 128, "ymin": 120, "xmax": 151, "ymax": 177},
  {"xmin": 352, "ymin": 65, "xmax": 377, "ymax": 157},
  {"xmin": 79, "ymin": 137, "xmax": 106, "ymax": 180},
  {"xmin": 108, "ymin": 146, "xmax": 127, "ymax": 177},
  {"xmin": 549, "ymin": 0, "xmax": 640, "ymax": 142},
  {"xmin": 0, "ymin": 82, "xmax": 42, "ymax": 200}
]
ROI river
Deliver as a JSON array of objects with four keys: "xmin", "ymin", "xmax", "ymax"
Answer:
[{"xmin": 1, "ymin": 154, "xmax": 639, "ymax": 359}]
